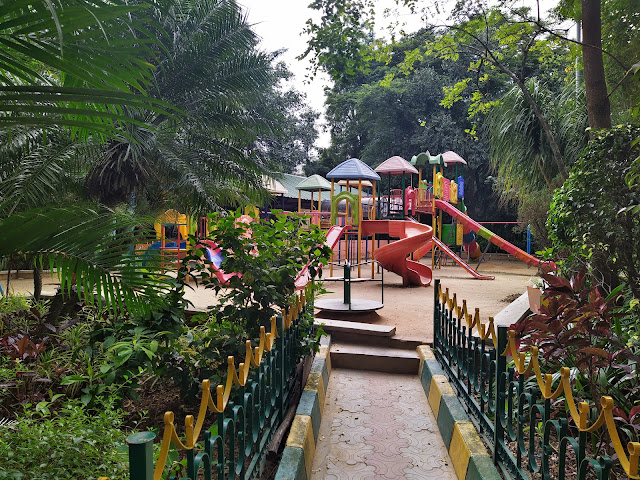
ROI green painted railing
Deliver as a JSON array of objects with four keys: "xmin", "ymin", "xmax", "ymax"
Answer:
[
  {"xmin": 100, "ymin": 287, "xmax": 313, "ymax": 480},
  {"xmin": 432, "ymin": 279, "xmax": 640, "ymax": 480}
]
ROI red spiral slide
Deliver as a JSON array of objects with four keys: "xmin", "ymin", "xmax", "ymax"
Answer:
[{"xmin": 362, "ymin": 220, "xmax": 433, "ymax": 287}]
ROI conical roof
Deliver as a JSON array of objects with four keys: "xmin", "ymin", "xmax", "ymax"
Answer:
[
  {"xmin": 375, "ymin": 155, "xmax": 419, "ymax": 175},
  {"xmin": 441, "ymin": 151, "xmax": 467, "ymax": 165},
  {"xmin": 326, "ymin": 158, "xmax": 381, "ymax": 181},
  {"xmin": 295, "ymin": 174, "xmax": 332, "ymax": 191}
]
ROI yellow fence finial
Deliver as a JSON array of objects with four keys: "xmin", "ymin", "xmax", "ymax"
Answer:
[{"xmin": 150, "ymin": 307, "xmax": 294, "ymax": 480}]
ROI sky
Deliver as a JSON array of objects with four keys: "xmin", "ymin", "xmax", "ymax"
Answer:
[
  {"xmin": 238, "ymin": 0, "xmax": 426, "ymax": 147},
  {"xmin": 238, "ymin": 1, "xmax": 561, "ymax": 148}
]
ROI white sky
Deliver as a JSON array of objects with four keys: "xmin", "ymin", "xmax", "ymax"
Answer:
[{"xmin": 238, "ymin": 1, "xmax": 560, "ymax": 148}]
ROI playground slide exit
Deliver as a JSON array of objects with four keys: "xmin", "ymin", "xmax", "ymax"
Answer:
[
  {"xmin": 362, "ymin": 220, "xmax": 433, "ymax": 287},
  {"xmin": 434, "ymin": 200, "xmax": 555, "ymax": 271}
]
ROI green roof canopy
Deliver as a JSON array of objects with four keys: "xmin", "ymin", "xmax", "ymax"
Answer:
[{"xmin": 295, "ymin": 174, "xmax": 332, "ymax": 191}]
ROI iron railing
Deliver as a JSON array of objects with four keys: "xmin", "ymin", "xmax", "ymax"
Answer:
[
  {"xmin": 101, "ymin": 287, "xmax": 313, "ymax": 480},
  {"xmin": 432, "ymin": 279, "xmax": 640, "ymax": 480}
]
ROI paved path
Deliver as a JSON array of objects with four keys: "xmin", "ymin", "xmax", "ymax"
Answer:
[{"xmin": 311, "ymin": 368, "xmax": 456, "ymax": 479}]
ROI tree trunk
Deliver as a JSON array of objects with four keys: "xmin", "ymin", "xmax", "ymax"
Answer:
[
  {"xmin": 581, "ymin": 0, "xmax": 611, "ymax": 129},
  {"xmin": 33, "ymin": 260, "xmax": 42, "ymax": 301}
]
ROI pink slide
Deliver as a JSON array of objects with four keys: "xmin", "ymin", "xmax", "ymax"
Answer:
[
  {"xmin": 431, "ymin": 236, "xmax": 494, "ymax": 280},
  {"xmin": 197, "ymin": 240, "xmax": 237, "ymax": 284},
  {"xmin": 295, "ymin": 224, "xmax": 351, "ymax": 289},
  {"xmin": 434, "ymin": 200, "xmax": 555, "ymax": 271},
  {"xmin": 362, "ymin": 220, "xmax": 433, "ymax": 287}
]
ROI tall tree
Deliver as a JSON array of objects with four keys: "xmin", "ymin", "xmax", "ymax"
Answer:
[{"xmin": 581, "ymin": 1, "xmax": 611, "ymax": 128}]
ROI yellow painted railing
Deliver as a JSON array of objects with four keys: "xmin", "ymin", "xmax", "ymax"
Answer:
[
  {"xmin": 152, "ymin": 290, "xmax": 306, "ymax": 480},
  {"xmin": 439, "ymin": 284, "xmax": 497, "ymax": 348},
  {"xmin": 437, "ymin": 282, "xmax": 640, "ymax": 479}
]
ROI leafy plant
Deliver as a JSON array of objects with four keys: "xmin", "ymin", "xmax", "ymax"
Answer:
[
  {"xmin": 0, "ymin": 398, "xmax": 129, "ymax": 480},
  {"xmin": 186, "ymin": 210, "xmax": 331, "ymax": 337},
  {"xmin": 512, "ymin": 270, "xmax": 640, "ymax": 411},
  {"xmin": 547, "ymin": 125, "xmax": 640, "ymax": 295}
]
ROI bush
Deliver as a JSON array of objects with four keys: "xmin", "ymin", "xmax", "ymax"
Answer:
[
  {"xmin": 0, "ymin": 398, "xmax": 129, "ymax": 480},
  {"xmin": 187, "ymin": 210, "xmax": 331, "ymax": 337},
  {"xmin": 547, "ymin": 124, "xmax": 640, "ymax": 295}
]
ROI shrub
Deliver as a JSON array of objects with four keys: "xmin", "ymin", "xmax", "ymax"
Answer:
[
  {"xmin": 547, "ymin": 124, "xmax": 640, "ymax": 295},
  {"xmin": 187, "ymin": 210, "xmax": 331, "ymax": 337},
  {"xmin": 0, "ymin": 398, "xmax": 129, "ymax": 480},
  {"xmin": 513, "ymin": 271, "xmax": 640, "ymax": 413}
]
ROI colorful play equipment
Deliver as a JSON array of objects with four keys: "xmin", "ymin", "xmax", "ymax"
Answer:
[
  {"xmin": 408, "ymin": 151, "xmax": 555, "ymax": 274},
  {"xmin": 146, "ymin": 210, "xmax": 242, "ymax": 285},
  {"xmin": 302, "ymin": 152, "xmax": 554, "ymax": 292},
  {"xmin": 313, "ymin": 158, "xmax": 386, "ymax": 311},
  {"xmin": 295, "ymin": 174, "xmax": 332, "ymax": 228}
]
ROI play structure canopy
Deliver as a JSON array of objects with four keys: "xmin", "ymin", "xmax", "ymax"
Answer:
[
  {"xmin": 375, "ymin": 156, "xmax": 419, "ymax": 175},
  {"xmin": 441, "ymin": 151, "xmax": 467, "ymax": 166},
  {"xmin": 326, "ymin": 158, "xmax": 381, "ymax": 181},
  {"xmin": 295, "ymin": 174, "xmax": 332, "ymax": 192},
  {"xmin": 411, "ymin": 150, "xmax": 467, "ymax": 168}
]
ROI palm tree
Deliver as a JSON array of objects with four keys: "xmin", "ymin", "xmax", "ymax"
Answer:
[
  {"xmin": 83, "ymin": 0, "xmax": 275, "ymax": 214},
  {"xmin": 486, "ymin": 78, "xmax": 588, "ymax": 244},
  {"xmin": 0, "ymin": 0, "xmax": 282, "ymax": 313},
  {"xmin": 0, "ymin": 1, "xmax": 181, "ymax": 312},
  {"xmin": 0, "ymin": 0, "xmax": 176, "ymax": 136},
  {"xmin": 486, "ymin": 78, "xmax": 588, "ymax": 203}
]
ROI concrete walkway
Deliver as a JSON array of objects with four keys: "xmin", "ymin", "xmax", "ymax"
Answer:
[{"xmin": 310, "ymin": 368, "xmax": 456, "ymax": 479}]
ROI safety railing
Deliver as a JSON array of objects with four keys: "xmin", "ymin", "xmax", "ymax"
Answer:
[
  {"xmin": 100, "ymin": 287, "xmax": 313, "ymax": 480},
  {"xmin": 432, "ymin": 279, "xmax": 640, "ymax": 480}
]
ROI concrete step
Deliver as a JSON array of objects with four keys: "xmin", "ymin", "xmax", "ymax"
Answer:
[
  {"xmin": 314, "ymin": 318, "xmax": 395, "ymax": 337},
  {"xmin": 329, "ymin": 342, "xmax": 420, "ymax": 374}
]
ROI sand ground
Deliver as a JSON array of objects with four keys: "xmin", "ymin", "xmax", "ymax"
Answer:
[{"xmin": 2, "ymin": 254, "xmax": 538, "ymax": 343}]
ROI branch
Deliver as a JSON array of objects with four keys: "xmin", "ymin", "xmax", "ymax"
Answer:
[{"xmin": 508, "ymin": 9, "xmax": 630, "ymax": 73}]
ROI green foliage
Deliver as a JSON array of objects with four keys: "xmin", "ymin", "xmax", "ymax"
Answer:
[
  {"xmin": 0, "ymin": 206, "xmax": 175, "ymax": 317},
  {"xmin": 156, "ymin": 317, "xmax": 248, "ymax": 398},
  {"xmin": 547, "ymin": 125, "xmax": 640, "ymax": 295},
  {"xmin": 487, "ymin": 79, "xmax": 588, "ymax": 202},
  {"xmin": 301, "ymin": 0, "xmax": 378, "ymax": 87},
  {"xmin": 0, "ymin": 0, "xmax": 178, "ymax": 138},
  {"xmin": 0, "ymin": 398, "xmax": 129, "ymax": 480},
  {"xmin": 188, "ymin": 211, "xmax": 331, "ymax": 337},
  {"xmin": 253, "ymin": 62, "xmax": 320, "ymax": 173}
]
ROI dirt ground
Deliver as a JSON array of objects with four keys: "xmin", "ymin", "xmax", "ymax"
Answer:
[
  {"xmin": 3, "ymin": 253, "xmax": 539, "ymax": 344},
  {"xmin": 315, "ymin": 254, "xmax": 538, "ymax": 343}
]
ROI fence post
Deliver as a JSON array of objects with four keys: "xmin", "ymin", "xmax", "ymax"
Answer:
[
  {"xmin": 276, "ymin": 314, "xmax": 285, "ymax": 417},
  {"xmin": 127, "ymin": 431, "xmax": 156, "ymax": 480},
  {"xmin": 493, "ymin": 326, "xmax": 508, "ymax": 466},
  {"xmin": 433, "ymin": 279, "xmax": 440, "ymax": 352}
]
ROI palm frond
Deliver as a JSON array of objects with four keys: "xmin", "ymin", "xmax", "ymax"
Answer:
[
  {"xmin": 0, "ymin": 1, "xmax": 181, "ymax": 135},
  {"xmin": 0, "ymin": 206, "xmax": 176, "ymax": 316}
]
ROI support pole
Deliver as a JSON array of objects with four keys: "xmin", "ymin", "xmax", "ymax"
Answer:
[
  {"xmin": 330, "ymin": 180, "xmax": 334, "ymax": 277},
  {"xmin": 357, "ymin": 179, "xmax": 362, "ymax": 278},
  {"xmin": 343, "ymin": 263, "xmax": 351, "ymax": 309},
  {"xmin": 318, "ymin": 188, "xmax": 322, "ymax": 227},
  {"xmin": 371, "ymin": 180, "xmax": 376, "ymax": 279},
  {"xmin": 401, "ymin": 172, "xmax": 406, "ymax": 219}
]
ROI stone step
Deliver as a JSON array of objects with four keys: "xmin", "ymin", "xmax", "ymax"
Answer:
[
  {"xmin": 329, "ymin": 342, "xmax": 420, "ymax": 374},
  {"xmin": 314, "ymin": 318, "xmax": 395, "ymax": 337}
]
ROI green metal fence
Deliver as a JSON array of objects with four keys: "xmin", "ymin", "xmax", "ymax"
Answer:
[
  {"xmin": 432, "ymin": 279, "xmax": 640, "ymax": 480},
  {"xmin": 104, "ymin": 288, "xmax": 313, "ymax": 480}
]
